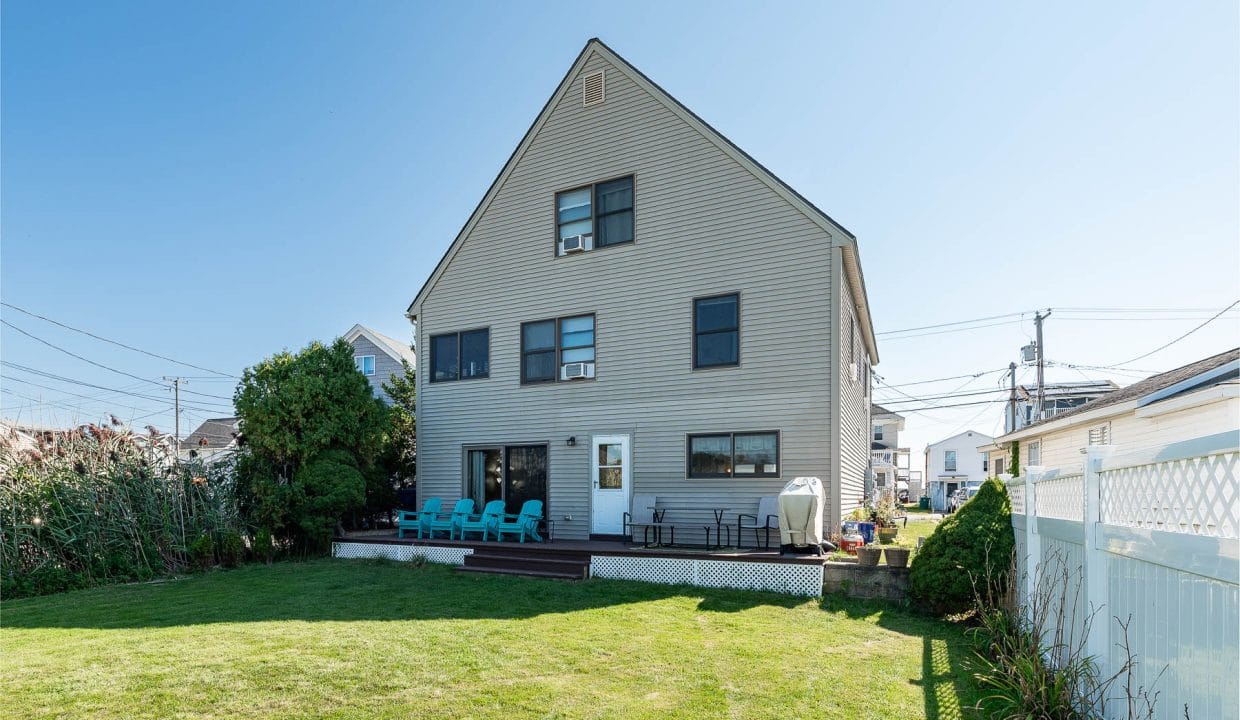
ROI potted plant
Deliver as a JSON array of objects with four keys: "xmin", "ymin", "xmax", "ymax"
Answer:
[
  {"xmin": 856, "ymin": 544, "xmax": 882, "ymax": 567},
  {"xmin": 874, "ymin": 492, "xmax": 900, "ymax": 544},
  {"xmin": 883, "ymin": 546, "xmax": 911, "ymax": 568}
]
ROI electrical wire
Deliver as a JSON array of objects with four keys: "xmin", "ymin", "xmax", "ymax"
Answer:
[
  {"xmin": 1, "ymin": 319, "xmax": 236, "ymax": 401},
  {"xmin": 1, "ymin": 302, "xmax": 238, "ymax": 378},
  {"xmin": 1095, "ymin": 300, "xmax": 1240, "ymax": 368},
  {"xmin": 2, "ymin": 362, "xmax": 234, "ymax": 413}
]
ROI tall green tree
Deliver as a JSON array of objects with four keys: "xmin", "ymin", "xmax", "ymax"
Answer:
[
  {"xmin": 382, "ymin": 358, "xmax": 417, "ymax": 482},
  {"xmin": 234, "ymin": 339, "xmax": 388, "ymax": 552}
]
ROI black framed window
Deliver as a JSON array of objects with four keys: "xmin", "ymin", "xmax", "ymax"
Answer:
[
  {"xmin": 522, "ymin": 314, "xmax": 596, "ymax": 384},
  {"xmin": 555, "ymin": 175, "xmax": 634, "ymax": 251},
  {"xmin": 687, "ymin": 431, "xmax": 779, "ymax": 479},
  {"xmin": 694, "ymin": 293, "xmax": 739, "ymax": 368},
  {"xmin": 430, "ymin": 329, "xmax": 489, "ymax": 382},
  {"xmin": 521, "ymin": 320, "xmax": 557, "ymax": 383}
]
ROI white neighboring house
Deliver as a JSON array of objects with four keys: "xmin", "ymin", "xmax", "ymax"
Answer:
[
  {"xmin": 984, "ymin": 348, "xmax": 1239, "ymax": 474},
  {"xmin": 1007, "ymin": 380, "xmax": 1118, "ymax": 432},
  {"xmin": 870, "ymin": 404, "xmax": 910, "ymax": 497},
  {"xmin": 924, "ymin": 430, "xmax": 994, "ymax": 512},
  {"xmin": 180, "ymin": 417, "xmax": 240, "ymax": 465},
  {"xmin": 344, "ymin": 324, "xmax": 417, "ymax": 404}
]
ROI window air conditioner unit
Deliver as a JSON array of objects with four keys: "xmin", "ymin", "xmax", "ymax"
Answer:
[
  {"xmin": 561, "ymin": 362, "xmax": 594, "ymax": 380},
  {"xmin": 561, "ymin": 234, "xmax": 589, "ymax": 254}
]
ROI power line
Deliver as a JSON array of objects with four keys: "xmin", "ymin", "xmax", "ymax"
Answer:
[
  {"xmin": 1, "ymin": 319, "xmax": 235, "ymax": 401},
  {"xmin": 1, "ymin": 302, "xmax": 238, "ymax": 378},
  {"xmin": 876, "ymin": 312, "xmax": 1032, "ymax": 337},
  {"xmin": 2, "ymin": 362, "xmax": 233, "ymax": 413},
  {"xmin": 874, "ymin": 367, "xmax": 1012, "ymax": 390},
  {"xmin": 1097, "ymin": 299, "xmax": 1240, "ymax": 368}
]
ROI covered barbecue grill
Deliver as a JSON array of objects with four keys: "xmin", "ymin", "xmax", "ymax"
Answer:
[{"xmin": 777, "ymin": 476, "xmax": 825, "ymax": 554}]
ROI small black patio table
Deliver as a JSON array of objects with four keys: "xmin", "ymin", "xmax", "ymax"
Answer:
[{"xmin": 654, "ymin": 506, "xmax": 732, "ymax": 549}]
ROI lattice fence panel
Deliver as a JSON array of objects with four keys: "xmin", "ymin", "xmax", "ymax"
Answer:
[
  {"xmin": 332, "ymin": 542, "xmax": 473, "ymax": 565},
  {"xmin": 1007, "ymin": 479, "xmax": 1026, "ymax": 515},
  {"xmin": 1036, "ymin": 473, "xmax": 1084, "ymax": 521},
  {"xmin": 1100, "ymin": 451, "xmax": 1239, "ymax": 538},
  {"xmin": 590, "ymin": 555, "xmax": 823, "ymax": 597}
]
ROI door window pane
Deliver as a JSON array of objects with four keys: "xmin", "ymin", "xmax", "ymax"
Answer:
[
  {"xmin": 460, "ymin": 329, "xmax": 490, "ymax": 379},
  {"xmin": 598, "ymin": 467, "xmax": 622, "ymax": 489},
  {"xmin": 505, "ymin": 445, "xmax": 548, "ymax": 516},
  {"xmin": 430, "ymin": 334, "xmax": 458, "ymax": 382},
  {"xmin": 467, "ymin": 449, "xmax": 503, "ymax": 505},
  {"xmin": 688, "ymin": 435, "xmax": 732, "ymax": 477},
  {"xmin": 598, "ymin": 443, "xmax": 622, "ymax": 466}
]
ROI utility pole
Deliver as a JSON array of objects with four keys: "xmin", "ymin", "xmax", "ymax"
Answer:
[
  {"xmin": 1033, "ymin": 310, "xmax": 1051, "ymax": 422},
  {"xmin": 163, "ymin": 377, "xmax": 184, "ymax": 456},
  {"xmin": 1008, "ymin": 362, "xmax": 1018, "ymax": 433}
]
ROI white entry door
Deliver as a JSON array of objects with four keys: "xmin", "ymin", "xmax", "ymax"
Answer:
[{"xmin": 591, "ymin": 434, "xmax": 632, "ymax": 535}]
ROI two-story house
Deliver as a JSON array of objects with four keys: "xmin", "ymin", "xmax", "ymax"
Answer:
[
  {"xmin": 923, "ymin": 430, "xmax": 993, "ymax": 512},
  {"xmin": 1006, "ymin": 380, "xmax": 1117, "ymax": 432},
  {"xmin": 870, "ymin": 404, "xmax": 911, "ymax": 497},
  {"xmin": 344, "ymin": 324, "xmax": 416, "ymax": 404},
  {"xmin": 405, "ymin": 39, "xmax": 879, "ymax": 542}
]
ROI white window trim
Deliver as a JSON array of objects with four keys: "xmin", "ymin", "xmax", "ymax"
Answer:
[{"xmin": 357, "ymin": 355, "xmax": 376, "ymax": 376}]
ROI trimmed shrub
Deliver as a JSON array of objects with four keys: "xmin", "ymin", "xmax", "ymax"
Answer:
[
  {"xmin": 189, "ymin": 534, "xmax": 215, "ymax": 570},
  {"xmin": 217, "ymin": 531, "xmax": 244, "ymax": 568},
  {"xmin": 909, "ymin": 478, "xmax": 1014, "ymax": 615}
]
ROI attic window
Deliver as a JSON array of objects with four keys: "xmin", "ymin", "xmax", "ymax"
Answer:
[{"xmin": 583, "ymin": 70, "xmax": 605, "ymax": 107}]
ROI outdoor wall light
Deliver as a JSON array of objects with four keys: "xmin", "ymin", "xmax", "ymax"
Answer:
[{"xmin": 567, "ymin": 436, "xmax": 576, "ymax": 447}]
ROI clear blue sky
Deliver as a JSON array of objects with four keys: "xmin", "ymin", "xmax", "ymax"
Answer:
[{"xmin": 3, "ymin": 1, "xmax": 1237, "ymax": 454}]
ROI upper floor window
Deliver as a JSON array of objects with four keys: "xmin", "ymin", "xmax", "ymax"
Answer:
[
  {"xmin": 522, "ymin": 315, "xmax": 595, "ymax": 383},
  {"xmin": 995, "ymin": 458, "xmax": 1006, "ymax": 476},
  {"xmin": 1027, "ymin": 441, "xmax": 1041, "ymax": 466},
  {"xmin": 355, "ymin": 355, "xmax": 375, "ymax": 376},
  {"xmin": 944, "ymin": 450, "xmax": 957, "ymax": 472},
  {"xmin": 982, "ymin": 457, "xmax": 989, "ymax": 473},
  {"xmin": 873, "ymin": 424, "xmax": 884, "ymax": 441},
  {"xmin": 556, "ymin": 176, "xmax": 634, "ymax": 254},
  {"xmin": 430, "ymin": 329, "xmax": 490, "ymax": 383},
  {"xmin": 694, "ymin": 293, "xmax": 739, "ymax": 368},
  {"xmin": 687, "ymin": 431, "xmax": 779, "ymax": 478}
]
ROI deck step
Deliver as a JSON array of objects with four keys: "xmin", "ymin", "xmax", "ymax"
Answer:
[
  {"xmin": 462, "ymin": 552, "xmax": 588, "ymax": 578},
  {"xmin": 455, "ymin": 565, "xmax": 585, "ymax": 581}
]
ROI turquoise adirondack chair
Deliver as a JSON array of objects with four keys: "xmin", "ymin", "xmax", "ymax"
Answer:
[
  {"xmin": 495, "ymin": 500, "xmax": 544, "ymax": 543},
  {"xmin": 396, "ymin": 497, "xmax": 442, "ymax": 539},
  {"xmin": 458, "ymin": 500, "xmax": 506, "ymax": 541},
  {"xmin": 427, "ymin": 498, "xmax": 475, "ymax": 539}
]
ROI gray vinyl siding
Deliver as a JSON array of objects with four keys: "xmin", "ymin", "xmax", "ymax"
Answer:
[
  {"xmin": 837, "ymin": 273, "xmax": 870, "ymax": 520},
  {"xmin": 414, "ymin": 51, "xmax": 848, "ymax": 541},
  {"xmin": 350, "ymin": 336, "xmax": 407, "ymax": 404}
]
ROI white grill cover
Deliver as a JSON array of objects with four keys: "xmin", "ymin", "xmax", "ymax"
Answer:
[{"xmin": 777, "ymin": 476, "xmax": 824, "ymax": 546}]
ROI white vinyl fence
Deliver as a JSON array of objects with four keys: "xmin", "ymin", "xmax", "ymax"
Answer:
[{"xmin": 1006, "ymin": 435, "xmax": 1239, "ymax": 720}]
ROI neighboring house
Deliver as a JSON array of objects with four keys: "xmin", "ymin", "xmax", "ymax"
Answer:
[
  {"xmin": 985, "ymin": 348, "xmax": 1239, "ymax": 474},
  {"xmin": 924, "ymin": 430, "xmax": 993, "ymax": 512},
  {"xmin": 180, "ymin": 417, "xmax": 240, "ymax": 464},
  {"xmin": 870, "ymin": 404, "xmax": 909, "ymax": 495},
  {"xmin": 405, "ymin": 39, "xmax": 880, "ymax": 542},
  {"xmin": 1006, "ymin": 380, "xmax": 1118, "ymax": 432},
  {"xmin": 344, "ymin": 324, "xmax": 417, "ymax": 404}
]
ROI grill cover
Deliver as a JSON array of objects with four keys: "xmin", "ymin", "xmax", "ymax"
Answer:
[{"xmin": 777, "ymin": 476, "xmax": 824, "ymax": 546}]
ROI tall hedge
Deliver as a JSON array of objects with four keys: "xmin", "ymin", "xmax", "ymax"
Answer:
[{"xmin": 909, "ymin": 477, "xmax": 1014, "ymax": 616}]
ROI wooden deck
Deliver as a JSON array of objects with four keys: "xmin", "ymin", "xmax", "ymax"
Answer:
[{"xmin": 337, "ymin": 530, "xmax": 832, "ymax": 566}]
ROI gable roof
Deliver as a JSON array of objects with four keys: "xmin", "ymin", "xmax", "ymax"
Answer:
[
  {"xmin": 998, "ymin": 348, "xmax": 1239, "ymax": 440},
  {"xmin": 344, "ymin": 324, "xmax": 416, "ymax": 367},
  {"xmin": 926, "ymin": 429, "xmax": 994, "ymax": 451},
  {"xmin": 405, "ymin": 38, "xmax": 879, "ymax": 364},
  {"xmin": 872, "ymin": 403, "xmax": 903, "ymax": 418},
  {"xmin": 182, "ymin": 417, "xmax": 239, "ymax": 449}
]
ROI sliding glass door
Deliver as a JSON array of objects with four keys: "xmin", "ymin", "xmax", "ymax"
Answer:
[{"xmin": 465, "ymin": 445, "xmax": 548, "ymax": 515}]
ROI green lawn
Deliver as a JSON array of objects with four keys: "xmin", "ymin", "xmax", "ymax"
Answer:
[{"xmin": 2, "ymin": 559, "xmax": 978, "ymax": 720}]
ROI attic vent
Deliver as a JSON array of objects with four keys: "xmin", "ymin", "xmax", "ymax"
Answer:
[
  {"xmin": 1088, "ymin": 423, "xmax": 1111, "ymax": 446},
  {"xmin": 582, "ymin": 70, "xmax": 605, "ymax": 107}
]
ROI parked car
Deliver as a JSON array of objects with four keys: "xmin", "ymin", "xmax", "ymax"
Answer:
[{"xmin": 948, "ymin": 485, "xmax": 981, "ymax": 513}]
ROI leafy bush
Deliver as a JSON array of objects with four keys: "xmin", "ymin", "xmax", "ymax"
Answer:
[
  {"xmin": 909, "ymin": 477, "xmax": 1014, "ymax": 615},
  {"xmin": 233, "ymin": 339, "xmax": 388, "ymax": 553},
  {"xmin": 217, "ymin": 531, "xmax": 244, "ymax": 568},
  {"xmin": 190, "ymin": 534, "xmax": 215, "ymax": 570},
  {"xmin": 253, "ymin": 528, "xmax": 276, "ymax": 564}
]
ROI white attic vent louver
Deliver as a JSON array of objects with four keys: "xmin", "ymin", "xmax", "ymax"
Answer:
[{"xmin": 582, "ymin": 70, "xmax": 605, "ymax": 107}]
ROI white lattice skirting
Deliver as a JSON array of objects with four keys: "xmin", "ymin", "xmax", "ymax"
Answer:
[
  {"xmin": 590, "ymin": 555, "xmax": 823, "ymax": 597},
  {"xmin": 332, "ymin": 541, "xmax": 473, "ymax": 565}
]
